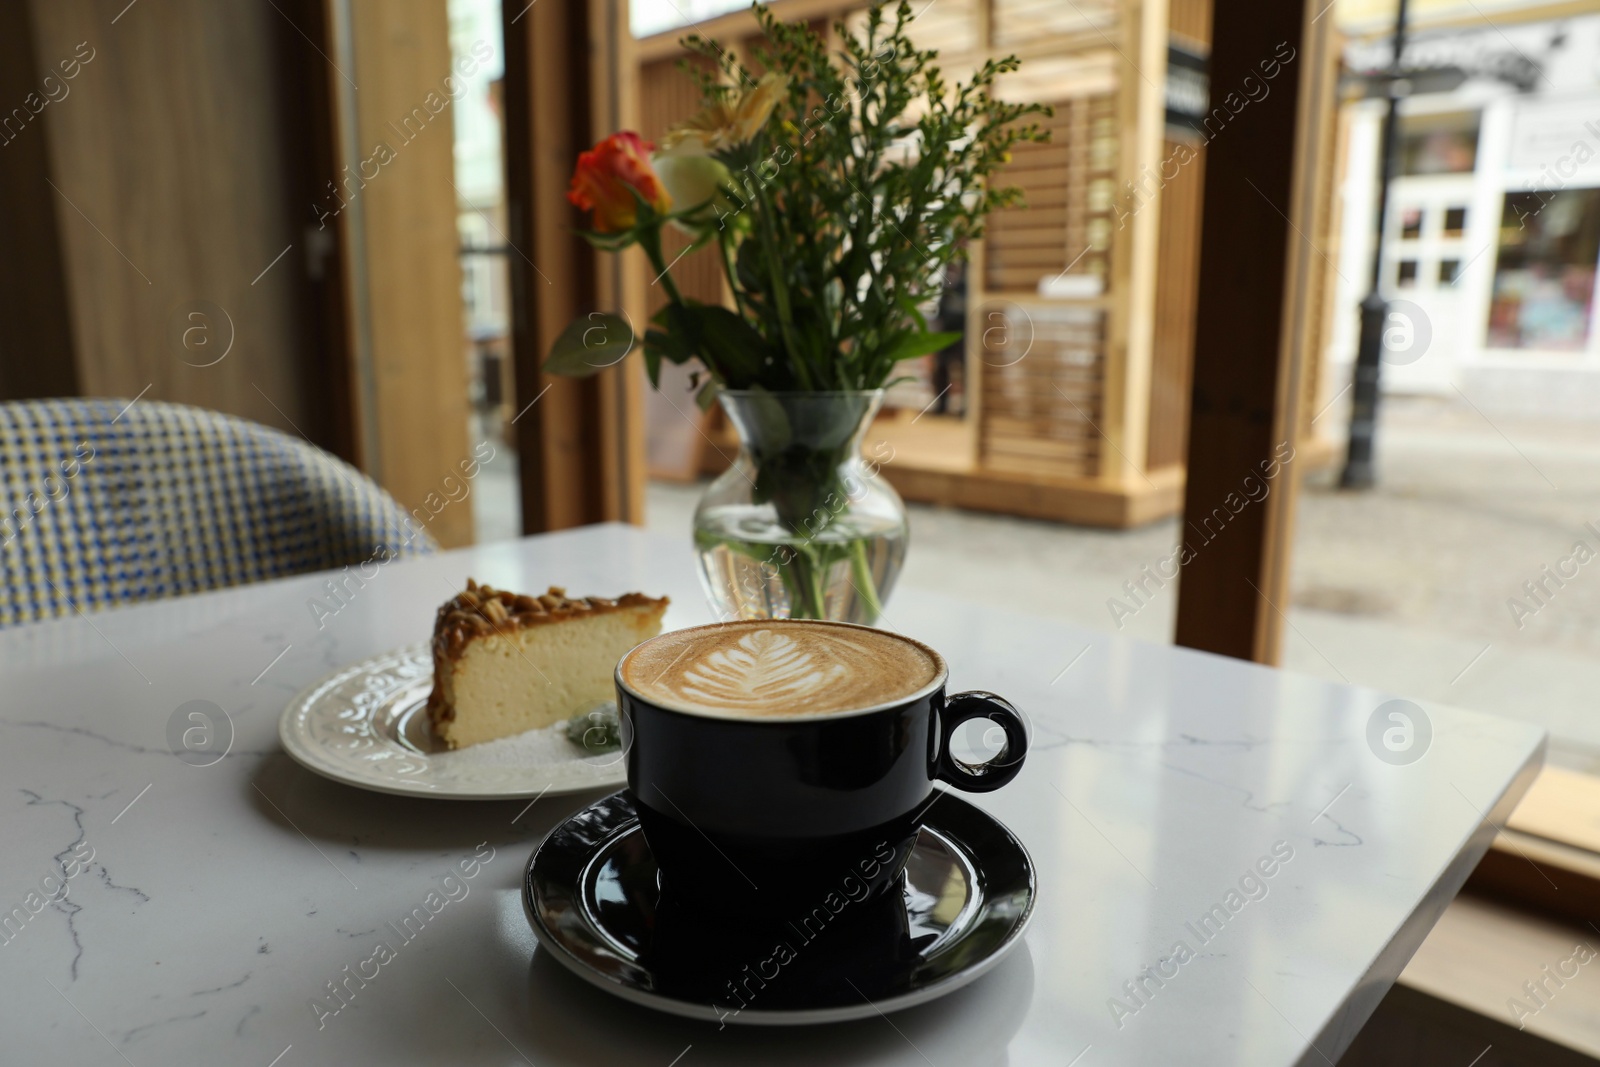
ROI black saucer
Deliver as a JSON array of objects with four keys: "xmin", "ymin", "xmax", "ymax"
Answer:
[{"xmin": 522, "ymin": 790, "xmax": 1035, "ymax": 1026}]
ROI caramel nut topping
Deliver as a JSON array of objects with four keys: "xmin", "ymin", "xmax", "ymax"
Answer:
[{"xmin": 429, "ymin": 581, "xmax": 668, "ymax": 661}]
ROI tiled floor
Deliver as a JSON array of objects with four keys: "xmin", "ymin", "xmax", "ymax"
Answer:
[{"xmin": 644, "ymin": 395, "xmax": 1600, "ymax": 767}]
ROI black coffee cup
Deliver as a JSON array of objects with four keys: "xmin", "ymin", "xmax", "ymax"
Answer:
[{"xmin": 614, "ymin": 620, "xmax": 1028, "ymax": 914}]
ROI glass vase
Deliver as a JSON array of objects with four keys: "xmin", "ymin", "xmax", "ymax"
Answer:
[{"xmin": 693, "ymin": 390, "xmax": 908, "ymax": 625}]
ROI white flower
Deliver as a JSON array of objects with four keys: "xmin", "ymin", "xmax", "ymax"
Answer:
[{"xmin": 652, "ymin": 142, "xmax": 739, "ymax": 233}]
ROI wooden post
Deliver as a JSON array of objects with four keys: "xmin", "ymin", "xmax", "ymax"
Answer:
[
  {"xmin": 504, "ymin": 0, "xmax": 645, "ymax": 533},
  {"xmin": 1101, "ymin": 0, "xmax": 1168, "ymax": 487},
  {"xmin": 336, "ymin": 0, "xmax": 476, "ymax": 548},
  {"xmin": 599, "ymin": 0, "xmax": 649, "ymax": 525},
  {"xmin": 1173, "ymin": 0, "xmax": 1328, "ymax": 663}
]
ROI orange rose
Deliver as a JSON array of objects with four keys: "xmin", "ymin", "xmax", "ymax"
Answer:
[{"xmin": 567, "ymin": 132, "xmax": 671, "ymax": 234}]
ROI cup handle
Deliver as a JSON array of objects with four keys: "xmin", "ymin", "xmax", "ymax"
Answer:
[{"xmin": 933, "ymin": 691, "xmax": 1028, "ymax": 793}]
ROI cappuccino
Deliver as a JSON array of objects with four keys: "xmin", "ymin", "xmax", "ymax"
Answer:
[{"xmin": 619, "ymin": 620, "xmax": 942, "ymax": 719}]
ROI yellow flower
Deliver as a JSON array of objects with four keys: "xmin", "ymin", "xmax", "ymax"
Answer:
[{"xmin": 664, "ymin": 71, "xmax": 789, "ymax": 151}]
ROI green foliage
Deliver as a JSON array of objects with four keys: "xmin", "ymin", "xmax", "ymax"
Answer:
[
  {"xmin": 544, "ymin": 313, "xmax": 635, "ymax": 377},
  {"xmin": 546, "ymin": 0, "xmax": 1051, "ymax": 396}
]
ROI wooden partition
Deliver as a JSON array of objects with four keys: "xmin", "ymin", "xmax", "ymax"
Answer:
[
  {"xmin": 503, "ymin": 0, "xmax": 648, "ymax": 530},
  {"xmin": 0, "ymin": 0, "xmax": 488, "ymax": 546},
  {"xmin": 2, "ymin": 0, "xmax": 324, "ymax": 437},
  {"xmin": 0, "ymin": 0, "xmax": 666, "ymax": 547},
  {"xmin": 975, "ymin": 90, "xmax": 1116, "ymax": 482},
  {"xmin": 1144, "ymin": 0, "xmax": 1210, "ymax": 474},
  {"xmin": 1147, "ymin": 140, "xmax": 1206, "ymax": 470},
  {"xmin": 335, "ymin": 0, "xmax": 476, "ymax": 546}
]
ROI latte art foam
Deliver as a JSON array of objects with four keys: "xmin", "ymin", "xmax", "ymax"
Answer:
[{"xmin": 620, "ymin": 621, "xmax": 942, "ymax": 718}]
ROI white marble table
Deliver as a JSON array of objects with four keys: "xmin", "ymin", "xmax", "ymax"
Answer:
[{"xmin": 0, "ymin": 524, "xmax": 1543, "ymax": 1066}]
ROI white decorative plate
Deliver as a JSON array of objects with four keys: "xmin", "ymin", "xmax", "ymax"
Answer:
[{"xmin": 278, "ymin": 644, "xmax": 628, "ymax": 800}]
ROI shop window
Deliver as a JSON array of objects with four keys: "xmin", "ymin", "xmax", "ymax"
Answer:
[
  {"xmin": 1487, "ymin": 188, "xmax": 1600, "ymax": 351},
  {"xmin": 1399, "ymin": 111, "xmax": 1479, "ymax": 176}
]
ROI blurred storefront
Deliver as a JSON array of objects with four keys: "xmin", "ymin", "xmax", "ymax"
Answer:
[{"xmin": 1330, "ymin": 5, "xmax": 1600, "ymax": 417}]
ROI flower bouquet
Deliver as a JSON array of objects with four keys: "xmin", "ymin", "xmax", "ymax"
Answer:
[{"xmin": 545, "ymin": 1, "xmax": 1049, "ymax": 623}]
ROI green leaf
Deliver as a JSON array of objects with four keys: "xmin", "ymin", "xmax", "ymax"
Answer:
[
  {"xmin": 655, "ymin": 302, "xmax": 712, "ymax": 373},
  {"xmin": 895, "ymin": 291, "xmax": 929, "ymax": 333},
  {"xmin": 879, "ymin": 330, "xmax": 960, "ymax": 365},
  {"xmin": 577, "ymin": 228, "xmax": 638, "ymax": 252},
  {"xmin": 734, "ymin": 235, "xmax": 764, "ymax": 293},
  {"xmin": 543, "ymin": 313, "xmax": 636, "ymax": 377},
  {"xmin": 693, "ymin": 305, "xmax": 767, "ymax": 379},
  {"xmin": 642, "ymin": 339, "xmax": 663, "ymax": 389},
  {"xmin": 695, "ymin": 378, "xmax": 723, "ymax": 411},
  {"xmin": 646, "ymin": 320, "xmax": 695, "ymax": 365},
  {"xmin": 626, "ymin": 182, "xmax": 662, "ymax": 226}
]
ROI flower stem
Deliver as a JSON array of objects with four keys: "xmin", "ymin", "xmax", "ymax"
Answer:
[
  {"xmin": 779, "ymin": 544, "xmax": 819, "ymax": 619},
  {"xmin": 848, "ymin": 537, "xmax": 884, "ymax": 623},
  {"xmin": 638, "ymin": 227, "xmax": 685, "ymax": 306},
  {"xmin": 718, "ymin": 232, "xmax": 747, "ymax": 319},
  {"xmin": 742, "ymin": 156, "xmax": 812, "ymax": 389},
  {"xmin": 797, "ymin": 543, "xmax": 829, "ymax": 619}
]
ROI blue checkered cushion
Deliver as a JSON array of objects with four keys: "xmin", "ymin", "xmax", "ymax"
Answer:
[{"xmin": 0, "ymin": 398, "xmax": 437, "ymax": 627}]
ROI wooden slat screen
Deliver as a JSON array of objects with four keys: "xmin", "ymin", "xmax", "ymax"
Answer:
[
  {"xmin": 978, "ymin": 302, "xmax": 1105, "ymax": 478},
  {"xmin": 1147, "ymin": 139, "xmax": 1205, "ymax": 470},
  {"xmin": 638, "ymin": 56, "xmax": 723, "ymax": 315},
  {"xmin": 984, "ymin": 93, "xmax": 1117, "ymax": 293},
  {"xmin": 992, "ymin": 0, "xmax": 1116, "ymax": 49},
  {"xmin": 841, "ymin": 0, "xmax": 975, "ymax": 55},
  {"xmin": 905, "ymin": 0, "xmax": 976, "ymax": 55}
]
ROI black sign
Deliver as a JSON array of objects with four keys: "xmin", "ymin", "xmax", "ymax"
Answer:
[{"xmin": 1166, "ymin": 42, "xmax": 1210, "ymax": 138}]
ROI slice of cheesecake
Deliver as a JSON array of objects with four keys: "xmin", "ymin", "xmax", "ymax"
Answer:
[{"xmin": 427, "ymin": 580, "xmax": 668, "ymax": 749}]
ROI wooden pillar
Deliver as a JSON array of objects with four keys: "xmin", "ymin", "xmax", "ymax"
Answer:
[
  {"xmin": 334, "ymin": 0, "xmax": 476, "ymax": 547},
  {"xmin": 591, "ymin": 0, "xmax": 648, "ymax": 528},
  {"xmin": 503, "ymin": 0, "xmax": 645, "ymax": 534},
  {"xmin": 1173, "ymin": 0, "xmax": 1331, "ymax": 663},
  {"xmin": 1101, "ymin": 0, "xmax": 1169, "ymax": 487},
  {"xmin": 282, "ymin": 0, "xmax": 361, "ymax": 467}
]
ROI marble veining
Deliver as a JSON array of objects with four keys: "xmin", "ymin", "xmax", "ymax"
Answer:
[
  {"xmin": 0, "ymin": 524, "xmax": 1544, "ymax": 1066},
  {"xmin": 1310, "ymin": 816, "xmax": 1365, "ymax": 849}
]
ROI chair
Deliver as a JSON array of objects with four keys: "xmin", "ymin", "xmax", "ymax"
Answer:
[{"xmin": 0, "ymin": 398, "xmax": 437, "ymax": 627}]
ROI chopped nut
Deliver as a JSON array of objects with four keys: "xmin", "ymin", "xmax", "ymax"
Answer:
[{"xmin": 424, "ymin": 580, "xmax": 669, "ymax": 743}]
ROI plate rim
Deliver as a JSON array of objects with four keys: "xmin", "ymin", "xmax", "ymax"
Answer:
[
  {"xmin": 521, "ymin": 789, "xmax": 1036, "ymax": 1025},
  {"xmin": 277, "ymin": 643, "xmax": 628, "ymax": 801}
]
